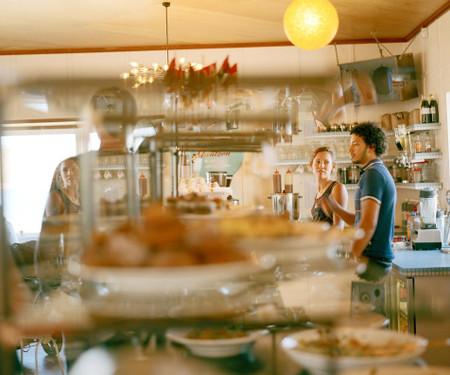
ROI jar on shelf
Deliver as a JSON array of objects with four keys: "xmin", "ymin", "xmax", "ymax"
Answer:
[
  {"xmin": 338, "ymin": 167, "xmax": 348, "ymax": 184},
  {"xmin": 413, "ymin": 133, "xmax": 422, "ymax": 153},
  {"xmin": 421, "ymin": 160, "xmax": 437, "ymax": 182},
  {"xmin": 347, "ymin": 165, "xmax": 360, "ymax": 184},
  {"xmin": 390, "ymin": 165, "xmax": 401, "ymax": 182},
  {"xmin": 410, "ymin": 163, "xmax": 423, "ymax": 183},
  {"xmin": 424, "ymin": 132, "xmax": 433, "ymax": 153}
]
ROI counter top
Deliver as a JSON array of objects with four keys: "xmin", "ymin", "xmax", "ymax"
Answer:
[{"xmin": 392, "ymin": 249, "xmax": 450, "ymax": 277}]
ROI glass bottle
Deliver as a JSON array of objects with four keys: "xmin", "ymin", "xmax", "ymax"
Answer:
[
  {"xmin": 139, "ymin": 173, "xmax": 148, "ymax": 198},
  {"xmin": 284, "ymin": 168, "xmax": 293, "ymax": 193},
  {"xmin": 420, "ymin": 95, "xmax": 431, "ymax": 123},
  {"xmin": 429, "ymin": 94, "xmax": 439, "ymax": 123},
  {"xmin": 424, "ymin": 131, "xmax": 433, "ymax": 152},
  {"xmin": 414, "ymin": 133, "xmax": 422, "ymax": 153},
  {"xmin": 273, "ymin": 169, "xmax": 282, "ymax": 193}
]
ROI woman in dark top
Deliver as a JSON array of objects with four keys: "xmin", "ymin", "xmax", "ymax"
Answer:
[
  {"xmin": 44, "ymin": 157, "xmax": 81, "ymax": 217},
  {"xmin": 310, "ymin": 146, "xmax": 348, "ymax": 229}
]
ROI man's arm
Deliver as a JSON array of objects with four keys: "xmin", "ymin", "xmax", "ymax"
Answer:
[
  {"xmin": 351, "ymin": 198, "xmax": 380, "ymax": 258},
  {"xmin": 320, "ymin": 194, "xmax": 355, "ymax": 226}
]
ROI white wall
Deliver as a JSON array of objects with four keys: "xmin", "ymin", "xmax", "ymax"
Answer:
[{"xmin": 407, "ymin": 10, "xmax": 450, "ymax": 205}]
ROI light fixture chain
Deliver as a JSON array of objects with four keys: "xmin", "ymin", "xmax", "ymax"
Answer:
[{"xmin": 163, "ymin": 2, "xmax": 170, "ymax": 66}]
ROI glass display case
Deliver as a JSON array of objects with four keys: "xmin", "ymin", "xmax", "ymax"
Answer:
[{"xmin": 1, "ymin": 76, "xmax": 439, "ymax": 374}]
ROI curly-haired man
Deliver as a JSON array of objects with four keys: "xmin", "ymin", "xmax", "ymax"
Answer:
[{"xmin": 320, "ymin": 122, "xmax": 396, "ymax": 269}]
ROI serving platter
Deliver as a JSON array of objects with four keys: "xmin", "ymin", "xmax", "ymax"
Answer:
[
  {"xmin": 72, "ymin": 258, "xmax": 263, "ymax": 296},
  {"xmin": 281, "ymin": 327, "xmax": 428, "ymax": 375},
  {"xmin": 166, "ymin": 327, "xmax": 267, "ymax": 358}
]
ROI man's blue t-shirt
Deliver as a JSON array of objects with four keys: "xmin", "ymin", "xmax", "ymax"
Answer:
[{"xmin": 355, "ymin": 158, "xmax": 396, "ymax": 261}]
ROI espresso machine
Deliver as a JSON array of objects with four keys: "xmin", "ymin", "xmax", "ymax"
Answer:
[{"xmin": 412, "ymin": 188, "xmax": 442, "ymax": 250}]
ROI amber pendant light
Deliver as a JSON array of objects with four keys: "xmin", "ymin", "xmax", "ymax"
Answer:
[{"xmin": 283, "ymin": 0, "xmax": 339, "ymax": 50}]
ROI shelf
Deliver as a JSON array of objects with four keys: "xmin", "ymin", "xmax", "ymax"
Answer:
[
  {"xmin": 143, "ymin": 131, "xmax": 278, "ymax": 152},
  {"xmin": 304, "ymin": 123, "xmax": 440, "ymax": 140},
  {"xmin": 273, "ymin": 151, "xmax": 441, "ymax": 167},
  {"xmin": 409, "ymin": 152, "xmax": 442, "ymax": 161},
  {"xmin": 274, "ymin": 155, "xmax": 400, "ymax": 166},
  {"xmin": 305, "ymin": 132, "xmax": 351, "ymax": 139},
  {"xmin": 405, "ymin": 123, "xmax": 441, "ymax": 132},
  {"xmin": 274, "ymin": 159, "xmax": 309, "ymax": 166},
  {"xmin": 395, "ymin": 182, "xmax": 443, "ymax": 190},
  {"xmin": 344, "ymin": 182, "xmax": 443, "ymax": 191}
]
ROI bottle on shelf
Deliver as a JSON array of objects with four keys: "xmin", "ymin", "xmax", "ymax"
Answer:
[
  {"xmin": 401, "ymin": 199, "xmax": 409, "ymax": 232},
  {"xmin": 284, "ymin": 168, "xmax": 293, "ymax": 193},
  {"xmin": 424, "ymin": 131, "xmax": 433, "ymax": 152},
  {"xmin": 394, "ymin": 128, "xmax": 404, "ymax": 151},
  {"xmin": 139, "ymin": 173, "xmax": 148, "ymax": 198},
  {"xmin": 420, "ymin": 95, "xmax": 431, "ymax": 123},
  {"xmin": 414, "ymin": 133, "xmax": 422, "ymax": 153},
  {"xmin": 273, "ymin": 169, "xmax": 282, "ymax": 194},
  {"xmin": 429, "ymin": 94, "xmax": 439, "ymax": 123},
  {"xmin": 407, "ymin": 209, "xmax": 417, "ymax": 242}
]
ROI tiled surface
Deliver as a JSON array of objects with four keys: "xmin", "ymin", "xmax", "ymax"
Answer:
[{"xmin": 393, "ymin": 249, "xmax": 450, "ymax": 276}]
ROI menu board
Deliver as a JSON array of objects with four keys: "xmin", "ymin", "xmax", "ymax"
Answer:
[{"xmin": 192, "ymin": 151, "xmax": 245, "ymax": 177}]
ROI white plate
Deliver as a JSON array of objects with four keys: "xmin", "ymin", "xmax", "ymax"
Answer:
[
  {"xmin": 237, "ymin": 237, "xmax": 341, "ymax": 268},
  {"xmin": 340, "ymin": 366, "xmax": 450, "ymax": 375},
  {"xmin": 179, "ymin": 207, "xmax": 258, "ymax": 220},
  {"xmin": 281, "ymin": 327, "xmax": 428, "ymax": 375},
  {"xmin": 76, "ymin": 259, "xmax": 263, "ymax": 295},
  {"xmin": 166, "ymin": 328, "xmax": 267, "ymax": 358}
]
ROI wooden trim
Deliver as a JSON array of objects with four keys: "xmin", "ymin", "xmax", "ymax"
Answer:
[
  {"xmin": 2, "ymin": 115, "xmax": 164, "ymax": 128},
  {"xmin": 404, "ymin": 2, "xmax": 450, "ymax": 41},
  {"xmin": 0, "ymin": 38, "xmax": 409, "ymax": 55},
  {"xmin": 332, "ymin": 37, "xmax": 408, "ymax": 45},
  {"xmin": 4, "ymin": 118, "xmax": 80, "ymax": 124},
  {"xmin": 2, "ymin": 124, "xmax": 78, "ymax": 131}
]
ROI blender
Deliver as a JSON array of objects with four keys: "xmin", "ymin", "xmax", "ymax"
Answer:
[{"xmin": 412, "ymin": 188, "xmax": 442, "ymax": 250}]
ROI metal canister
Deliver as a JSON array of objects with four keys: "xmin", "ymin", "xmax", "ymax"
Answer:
[
  {"xmin": 390, "ymin": 165, "xmax": 400, "ymax": 182},
  {"xmin": 338, "ymin": 167, "xmax": 347, "ymax": 184}
]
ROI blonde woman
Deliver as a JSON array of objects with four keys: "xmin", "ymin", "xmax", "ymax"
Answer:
[
  {"xmin": 310, "ymin": 146, "xmax": 348, "ymax": 229},
  {"xmin": 44, "ymin": 157, "xmax": 81, "ymax": 217}
]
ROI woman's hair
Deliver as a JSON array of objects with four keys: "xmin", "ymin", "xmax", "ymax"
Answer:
[
  {"xmin": 350, "ymin": 122, "xmax": 387, "ymax": 156},
  {"xmin": 309, "ymin": 146, "xmax": 335, "ymax": 166},
  {"xmin": 50, "ymin": 156, "xmax": 79, "ymax": 191}
]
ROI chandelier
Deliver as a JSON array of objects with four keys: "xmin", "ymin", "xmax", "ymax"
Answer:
[
  {"xmin": 120, "ymin": 2, "xmax": 237, "ymax": 107},
  {"xmin": 120, "ymin": 2, "xmax": 179, "ymax": 88}
]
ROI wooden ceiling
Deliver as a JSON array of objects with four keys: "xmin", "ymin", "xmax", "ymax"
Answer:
[{"xmin": 0, "ymin": 0, "xmax": 448, "ymax": 55}]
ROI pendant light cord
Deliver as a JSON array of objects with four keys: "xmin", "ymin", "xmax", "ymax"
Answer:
[{"xmin": 163, "ymin": 2, "xmax": 170, "ymax": 66}]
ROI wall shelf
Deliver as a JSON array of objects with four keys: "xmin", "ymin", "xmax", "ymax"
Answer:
[
  {"xmin": 395, "ymin": 182, "xmax": 442, "ymax": 190},
  {"xmin": 345, "ymin": 182, "xmax": 442, "ymax": 191},
  {"xmin": 304, "ymin": 123, "xmax": 440, "ymax": 140}
]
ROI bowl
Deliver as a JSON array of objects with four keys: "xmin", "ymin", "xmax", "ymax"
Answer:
[
  {"xmin": 281, "ymin": 327, "xmax": 428, "ymax": 375},
  {"xmin": 166, "ymin": 328, "xmax": 267, "ymax": 358}
]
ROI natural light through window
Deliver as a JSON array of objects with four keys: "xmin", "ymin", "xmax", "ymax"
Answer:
[{"xmin": 2, "ymin": 131, "xmax": 78, "ymax": 240}]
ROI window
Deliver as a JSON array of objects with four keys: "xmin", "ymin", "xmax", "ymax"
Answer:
[{"xmin": 2, "ymin": 128, "xmax": 79, "ymax": 240}]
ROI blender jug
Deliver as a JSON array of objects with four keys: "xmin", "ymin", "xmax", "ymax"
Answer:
[
  {"xmin": 413, "ymin": 188, "xmax": 441, "ymax": 250},
  {"xmin": 419, "ymin": 188, "xmax": 437, "ymax": 229}
]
